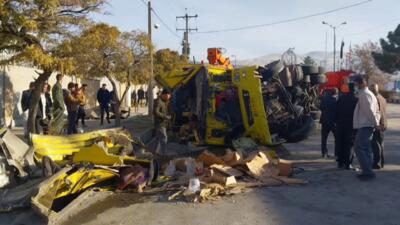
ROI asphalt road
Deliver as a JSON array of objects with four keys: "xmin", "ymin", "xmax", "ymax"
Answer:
[{"xmin": 2, "ymin": 104, "xmax": 400, "ymax": 225}]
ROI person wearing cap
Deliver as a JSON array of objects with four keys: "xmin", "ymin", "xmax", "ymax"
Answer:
[
  {"xmin": 148, "ymin": 89, "xmax": 172, "ymax": 155},
  {"xmin": 97, "ymin": 83, "xmax": 111, "ymax": 125},
  {"xmin": 353, "ymin": 77, "xmax": 381, "ymax": 180},
  {"xmin": 335, "ymin": 83, "xmax": 358, "ymax": 169},
  {"xmin": 369, "ymin": 84, "xmax": 387, "ymax": 169}
]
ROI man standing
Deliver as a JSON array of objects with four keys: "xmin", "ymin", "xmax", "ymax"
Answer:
[
  {"xmin": 335, "ymin": 83, "xmax": 358, "ymax": 169},
  {"xmin": 37, "ymin": 83, "xmax": 52, "ymax": 134},
  {"xmin": 353, "ymin": 77, "xmax": 381, "ymax": 180},
  {"xmin": 148, "ymin": 89, "xmax": 171, "ymax": 155},
  {"xmin": 319, "ymin": 88, "xmax": 339, "ymax": 158},
  {"xmin": 370, "ymin": 84, "xmax": 387, "ymax": 169},
  {"xmin": 76, "ymin": 84, "xmax": 88, "ymax": 127},
  {"xmin": 137, "ymin": 87, "xmax": 145, "ymax": 107},
  {"xmin": 50, "ymin": 74, "xmax": 65, "ymax": 135},
  {"xmin": 97, "ymin": 84, "xmax": 111, "ymax": 125},
  {"xmin": 65, "ymin": 82, "xmax": 80, "ymax": 134},
  {"xmin": 21, "ymin": 82, "xmax": 35, "ymax": 138}
]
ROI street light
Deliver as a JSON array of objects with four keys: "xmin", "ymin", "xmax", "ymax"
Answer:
[{"xmin": 322, "ymin": 21, "xmax": 347, "ymax": 71}]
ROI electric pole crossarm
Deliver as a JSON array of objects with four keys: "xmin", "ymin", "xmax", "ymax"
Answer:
[{"xmin": 176, "ymin": 12, "xmax": 198, "ymax": 59}]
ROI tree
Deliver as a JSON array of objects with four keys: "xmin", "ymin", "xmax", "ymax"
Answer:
[
  {"xmin": 154, "ymin": 48, "xmax": 188, "ymax": 76},
  {"xmin": 303, "ymin": 56, "xmax": 316, "ymax": 66},
  {"xmin": 0, "ymin": 0, "xmax": 105, "ymax": 134},
  {"xmin": 372, "ymin": 24, "xmax": 400, "ymax": 74},
  {"xmin": 353, "ymin": 42, "xmax": 389, "ymax": 87},
  {"xmin": 69, "ymin": 24, "xmax": 151, "ymax": 126}
]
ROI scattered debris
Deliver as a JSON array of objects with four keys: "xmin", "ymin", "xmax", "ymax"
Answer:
[
  {"xmin": 0, "ymin": 127, "xmax": 307, "ymax": 220},
  {"xmin": 197, "ymin": 150, "xmax": 225, "ymax": 166}
]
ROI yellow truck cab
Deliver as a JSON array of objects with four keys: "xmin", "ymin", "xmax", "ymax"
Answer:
[{"xmin": 156, "ymin": 64, "xmax": 273, "ymax": 146}]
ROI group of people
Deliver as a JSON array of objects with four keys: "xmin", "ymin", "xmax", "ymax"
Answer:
[
  {"xmin": 21, "ymin": 74, "xmax": 88, "ymax": 136},
  {"xmin": 131, "ymin": 87, "xmax": 147, "ymax": 112},
  {"xmin": 320, "ymin": 76, "xmax": 387, "ymax": 180}
]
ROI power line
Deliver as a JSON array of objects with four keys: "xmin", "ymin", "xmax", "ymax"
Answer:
[
  {"xmin": 196, "ymin": 0, "xmax": 373, "ymax": 34},
  {"xmin": 139, "ymin": 0, "xmax": 180, "ymax": 38},
  {"xmin": 344, "ymin": 18, "xmax": 400, "ymax": 37},
  {"xmin": 151, "ymin": 8, "xmax": 180, "ymax": 38}
]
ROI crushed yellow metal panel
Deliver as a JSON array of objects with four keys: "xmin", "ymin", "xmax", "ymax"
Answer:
[
  {"xmin": 32, "ymin": 128, "xmax": 132, "ymax": 164},
  {"xmin": 31, "ymin": 166, "xmax": 118, "ymax": 217},
  {"xmin": 72, "ymin": 144, "xmax": 150, "ymax": 166}
]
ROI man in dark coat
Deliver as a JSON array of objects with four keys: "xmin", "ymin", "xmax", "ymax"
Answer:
[
  {"xmin": 319, "ymin": 88, "xmax": 339, "ymax": 158},
  {"xmin": 21, "ymin": 82, "xmax": 35, "ymax": 138},
  {"xmin": 137, "ymin": 87, "xmax": 145, "ymax": 107},
  {"xmin": 370, "ymin": 84, "xmax": 387, "ymax": 169},
  {"xmin": 335, "ymin": 83, "xmax": 358, "ymax": 169},
  {"xmin": 97, "ymin": 83, "xmax": 111, "ymax": 125}
]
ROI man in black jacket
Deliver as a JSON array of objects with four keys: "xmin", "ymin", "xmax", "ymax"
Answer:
[
  {"xmin": 21, "ymin": 82, "xmax": 35, "ymax": 138},
  {"xmin": 320, "ymin": 88, "xmax": 339, "ymax": 158},
  {"xmin": 97, "ymin": 84, "xmax": 111, "ymax": 125},
  {"xmin": 335, "ymin": 83, "xmax": 358, "ymax": 169}
]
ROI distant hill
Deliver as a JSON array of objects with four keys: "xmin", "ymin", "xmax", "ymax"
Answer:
[{"xmin": 237, "ymin": 51, "xmax": 341, "ymax": 71}]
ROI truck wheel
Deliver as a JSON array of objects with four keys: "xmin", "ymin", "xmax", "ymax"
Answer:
[
  {"xmin": 301, "ymin": 65, "xmax": 319, "ymax": 75},
  {"xmin": 310, "ymin": 74, "xmax": 326, "ymax": 85},
  {"xmin": 285, "ymin": 116, "xmax": 316, "ymax": 143}
]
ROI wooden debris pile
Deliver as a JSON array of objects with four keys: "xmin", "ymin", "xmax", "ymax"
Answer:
[{"xmin": 163, "ymin": 149, "xmax": 307, "ymax": 203}]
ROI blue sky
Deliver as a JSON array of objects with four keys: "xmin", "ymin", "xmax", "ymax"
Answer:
[{"xmin": 92, "ymin": 0, "xmax": 400, "ymax": 61}]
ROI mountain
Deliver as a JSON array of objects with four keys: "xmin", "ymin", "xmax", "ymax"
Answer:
[{"xmin": 237, "ymin": 51, "xmax": 342, "ymax": 71}]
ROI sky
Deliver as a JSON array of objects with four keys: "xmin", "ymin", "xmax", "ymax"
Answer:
[{"xmin": 92, "ymin": 0, "xmax": 400, "ymax": 62}]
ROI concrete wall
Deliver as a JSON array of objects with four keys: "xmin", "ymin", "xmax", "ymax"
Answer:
[{"xmin": 0, "ymin": 65, "xmax": 133, "ymax": 127}]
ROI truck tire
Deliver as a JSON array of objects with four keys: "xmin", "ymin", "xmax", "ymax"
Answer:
[
  {"xmin": 301, "ymin": 65, "xmax": 319, "ymax": 75},
  {"xmin": 285, "ymin": 116, "xmax": 316, "ymax": 143},
  {"xmin": 310, "ymin": 74, "xmax": 326, "ymax": 85},
  {"xmin": 289, "ymin": 65, "xmax": 304, "ymax": 82}
]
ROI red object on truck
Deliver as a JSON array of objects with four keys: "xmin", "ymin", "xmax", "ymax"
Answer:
[{"xmin": 321, "ymin": 70, "xmax": 354, "ymax": 94}]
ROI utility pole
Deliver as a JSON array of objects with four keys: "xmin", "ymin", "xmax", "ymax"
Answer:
[
  {"xmin": 322, "ymin": 21, "xmax": 346, "ymax": 72},
  {"xmin": 147, "ymin": 0, "xmax": 154, "ymax": 116},
  {"xmin": 176, "ymin": 9, "xmax": 198, "ymax": 59}
]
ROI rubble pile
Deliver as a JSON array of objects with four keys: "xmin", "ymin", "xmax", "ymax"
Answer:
[
  {"xmin": 162, "ymin": 149, "xmax": 306, "ymax": 203},
  {"xmin": 0, "ymin": 127, "xmax": 306, "ymax": 223}
]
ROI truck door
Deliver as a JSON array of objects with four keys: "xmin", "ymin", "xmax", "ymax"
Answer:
[{"xmin": 232, "ymin": 67, "xmax": 272, "ymax": 145}]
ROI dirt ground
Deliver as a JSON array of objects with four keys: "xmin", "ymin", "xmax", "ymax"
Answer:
[{"xmin": 2, "ymin": 104, "xmax": 400, "ymax": 225}]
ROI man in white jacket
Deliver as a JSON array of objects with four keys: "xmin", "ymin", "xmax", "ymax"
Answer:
[{"xmin": 353, "ymin": 77, "xmax": 381, "ymax": 180}]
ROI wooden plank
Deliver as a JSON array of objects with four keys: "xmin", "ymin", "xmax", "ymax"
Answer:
[{"xmin": 210, "ymin": 164, "xmax": 243, "ymax": 177}]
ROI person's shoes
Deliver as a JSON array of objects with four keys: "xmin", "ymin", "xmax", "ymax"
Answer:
[
  {"xmin": 107, "ymin": 120, "xmax": 111, "ymax": 124},
  {"xmin": 344, "ymin": 164, "xmax": 355, "ymax": 170},
  {"xmin": 372, "ymin": 165, "xmax": 381, "ymax": 170},
  {"xmin": 337, "ymin": 163, "xmax": 345, "ymax": 169},
  {"xmin": 356, "ymin": 173, "xmax": 376, "ymax": 181},
  {"xmin": 322, "ymin": 154, "xmax": 332, "ymax": 159}
]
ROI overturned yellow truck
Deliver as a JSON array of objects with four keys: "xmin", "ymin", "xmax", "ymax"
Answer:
[{"xmin": 156, "ymin": 50, "xmax": 324, "ymax": 146}]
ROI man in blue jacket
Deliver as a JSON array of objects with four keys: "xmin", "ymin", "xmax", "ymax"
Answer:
[
  {"xmin": 320, "ymin": 88, "xmax": 339, "ymax": 158},
  {"xmin": 97, "ymin": 84, "xmax": 111, "ymax": 125}
]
